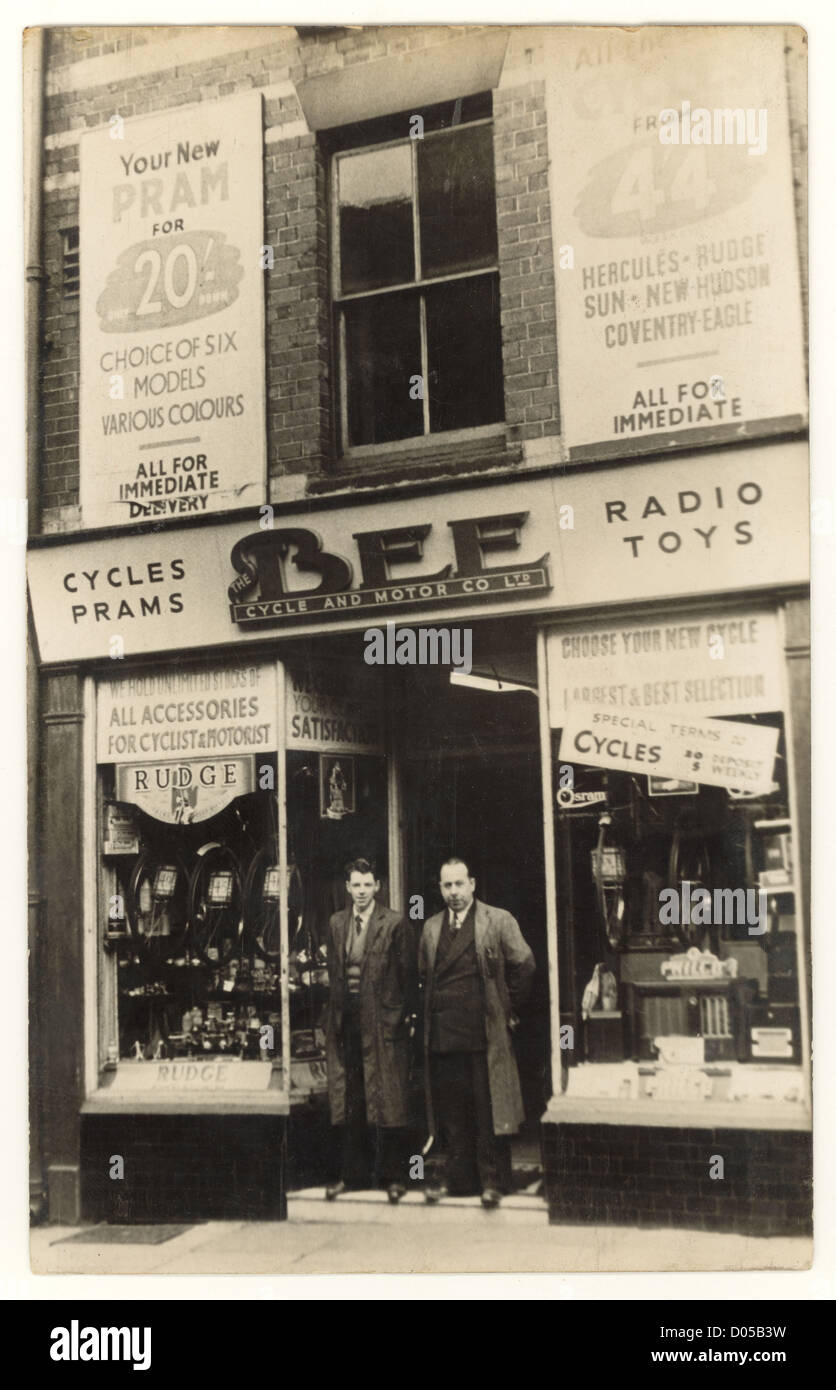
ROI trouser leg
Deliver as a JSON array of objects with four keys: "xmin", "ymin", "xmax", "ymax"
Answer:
[
  {"xmin": 470, "ymin": 1051, "xmax": 511, "ymax": 1193},
  {"xmin": 432, "ymin": 1051, "xmax": 480, "ymax": 1195},
  {"xmin": 374, "ymin": 1127, "xmax": 409, "ymax": 1187},
  {"xmin": 341, "ymin": 1002, "xmax": 374, "ymax": 1188}
]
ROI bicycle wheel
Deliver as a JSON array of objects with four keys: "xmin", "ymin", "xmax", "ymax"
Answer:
[
  {"xmin": 243, "ymin": 847, "xmax": 304, "ymax": 959},
  {"xmin": 187, "ymin": 843, "xmax": 244, "ymax": 966},
  {"xmin": 592, "ymin": 813, "xmax": 627, "ymax": 950},
  {"xmin": 125, "ymin": 852, "xmax": 189, "ymax": 958}
]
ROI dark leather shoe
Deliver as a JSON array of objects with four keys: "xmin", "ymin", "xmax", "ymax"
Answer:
[
  {"xmin": 424, "ymin": 1184, "xmax": 448, "ymax": 1204},
  {"xmin": 325, "ymin": 1180, "xmax": 346, "ymax": 1201},
  {"xmin": 481, "ymin": 1188, "xmax": 502, "ymax": 1209},
  {"xmin": 387, "ymin": 1183, "xmax": 406, "ymax": 1204}
]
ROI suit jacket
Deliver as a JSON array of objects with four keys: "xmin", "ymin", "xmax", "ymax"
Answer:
[
  {"xmin": 427, "ymin": 904, "xmax": 486, "ymax": 1051},
  {"xmin": 326, "ymin": 901, "xmax": 416, "ymax": 1128},
  {"xmin": 419, "ymin": 900, "xmax": 535, "ymax": 1137}
]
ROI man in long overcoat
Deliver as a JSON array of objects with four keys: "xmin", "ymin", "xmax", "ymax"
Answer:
[
  {"xmin": 419, "ymin": 856, "xmax": 535, "ymax": 1208},
  {"xmin": 325, "ymin": 858, "xmax": 416, "ymax": 1202}
]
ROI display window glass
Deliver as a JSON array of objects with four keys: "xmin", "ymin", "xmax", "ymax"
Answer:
[
  {"xmin": 545, "ymin": 611, "xmax": 805, "ymax": 1089},
  {"xmin": 95, "ymin": 657, "xmax": 391, "ymax": 1105},
  {"xmin": 101, "ymin": 768, "xmax": 284, "ymax": 1063},
  {"xmin": 95, "ymin": 659, "xmax": 289, "ymax": 1087},
  {"xmin": 552, "ymin": 714, "xmax": 800, "ymax": 1070}
]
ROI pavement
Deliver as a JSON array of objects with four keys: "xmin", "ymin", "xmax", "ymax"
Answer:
[{"xmin": 29, "ymin": 1187, "xmax": 813, "ymax": 1278}]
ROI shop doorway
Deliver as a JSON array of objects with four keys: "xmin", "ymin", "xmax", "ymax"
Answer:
[{"xmin": 401, "ymin": 662, "xmax": 550, "ymax": 1148}]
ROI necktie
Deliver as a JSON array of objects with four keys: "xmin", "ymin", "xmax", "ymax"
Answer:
[
  {"xmin": 354, "ymin": 914, "xmax": 363, "ymax": 937},
  {"xmin": 451, "ymin": 911, "xmax": 460, "ymax": 931}
]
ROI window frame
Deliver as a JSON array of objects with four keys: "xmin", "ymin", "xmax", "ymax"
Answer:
[{"xmin": 330, "ymin": 115, "xmax": 503, "ymax": 456}]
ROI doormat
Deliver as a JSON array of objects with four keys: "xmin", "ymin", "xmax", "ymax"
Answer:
[{"xmin": 54, "ymin": 1224, "xmax": 196, "ymax": 1246}]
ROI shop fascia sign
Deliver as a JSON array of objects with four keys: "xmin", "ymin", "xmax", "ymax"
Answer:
[
  {"xmin": 26, "ymin": 445, "xmax": 808, "ymax": 665},
  {"xmin": 227, "ymin": 510, "xmax": 551, "ymax": 627}
]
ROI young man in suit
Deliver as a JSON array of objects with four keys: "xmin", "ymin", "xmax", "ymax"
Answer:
[
  {"xmin": 325, "ymin": 858, "xmax": 416, "ymax": 1202},
  {"xmin": 420, "ymin": 856, "xmax": 535, "ymax": 1209}
]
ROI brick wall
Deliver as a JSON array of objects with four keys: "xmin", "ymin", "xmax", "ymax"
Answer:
[
  {"xmin": 265, "ymin": 135, "xmax": 331, "ymax": 480},
  {"xmin": 81, "ymin": 1114, "xmax": 287, "ymax": 1222},
  {"xmin": 494, "ymin": 81, "xmax": 560, "ymax": 444},
  {"xmin": 41, "ymin": 190, "xmax": 79, "ymax": 516},
  {"xmin": 542, "ymin": 1122, "xmax": 812, "ymax": 1237},
  {"xmin": 43, "ymin": 27, "xmax": 168, "ymax": 69}
]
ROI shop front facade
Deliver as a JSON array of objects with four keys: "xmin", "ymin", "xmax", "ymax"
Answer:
[
  {"xmin": 26, "ymin": 24, "xmax": 810, "ymax": 1233},
  {"xmin": 28, "ymin": 446, "xmax": 811, "ymax": 1230}
]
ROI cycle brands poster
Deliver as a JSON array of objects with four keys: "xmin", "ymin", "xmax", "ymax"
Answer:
[{"xmin": 546, "ymin": 27, "xmax": 807, "ymax": 459}]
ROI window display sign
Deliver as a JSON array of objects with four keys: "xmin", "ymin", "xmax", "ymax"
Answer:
[
  {"xmin": 102, "ymin": 1059, "xmax": 281, "ymax": 1097},
  {"xmin": 559, "ymin": 702, "xmax": 780, "ymax": 794},
  {"xmin": 286, "ymin": 663, "xmax": 384, "ymax": 754},
  {"xmin": 79, "ymin": 91, "xmax": 266, "ymax": 528},
  {"xmin": 547, "ymin": 609, "xmax": 783, "ymax": 723},
  {"xmin": 102, "ymin": 802, "xmax": 140, "ymax": 855},
  {"xmin": 546, "ymin": 27, "xmax": 807, "ymax": 459},
  {"xmin": 97, "ymin": 662, "xmax": 277, "ymax": 764},
  {"xmin": 116, "ymin": 754, "xmax": 255, "ymax": 823}
]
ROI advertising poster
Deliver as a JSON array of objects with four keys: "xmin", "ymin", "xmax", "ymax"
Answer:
[
  {"xmin": 546, "ymin": 27, "xmax": 808, "ymax": 460},
  {"xmin": 79, "ymin": 91, "xmax": 266, "ymax": 527}
]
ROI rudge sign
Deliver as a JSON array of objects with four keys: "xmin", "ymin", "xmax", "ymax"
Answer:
[
  {"xmin": 79, "ymin": 92, "xmax": 266, "ymax": 528},
  {"xmin": 116, "ymin": 755, "xmax": 255, "ymax": 823}
]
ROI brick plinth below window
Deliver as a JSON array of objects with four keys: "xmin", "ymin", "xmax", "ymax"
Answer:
[
  {"xmin": 542, "ymin": 1121, "xmax": 812, "ymax": 1237},
  {"xmin": 80, "ymin": 1114, "xmax": 287, "ymax": 1223}
]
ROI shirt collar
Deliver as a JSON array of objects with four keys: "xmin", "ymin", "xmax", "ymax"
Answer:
[{"xmin": 353, "ymin": 901, "xmax": 375, "ymax": 927}]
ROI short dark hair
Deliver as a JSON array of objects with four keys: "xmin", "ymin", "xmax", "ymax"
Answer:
[
  {"xmin": 439, "ymin": 856, "xmax": 472, "ymax": 878},
  {"xmin": 345, "ymin": 857, "xmax": 377, "ymax": 880}
]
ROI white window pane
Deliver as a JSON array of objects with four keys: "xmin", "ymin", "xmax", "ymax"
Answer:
[{"xmin": 338, "ymin": 144, "xmax": 415, "ymax": 293}]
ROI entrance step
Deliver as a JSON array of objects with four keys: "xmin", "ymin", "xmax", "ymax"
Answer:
[{"xmin": 287, "ymin": 1187, "xmax": 546, "ymax": 1224}]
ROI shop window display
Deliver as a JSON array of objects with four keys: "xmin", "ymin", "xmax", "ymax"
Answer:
[
  {"xmin": 553, "ymin": 713, "xmax": 802, "ymax": 1073},
  {"xmin": 101, "ymin": 763, "xmax": 301, "ymax": 1064},
  {"xmin": 99, "ymin": 746, "xmax": 390, "ymax": 1097}
]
